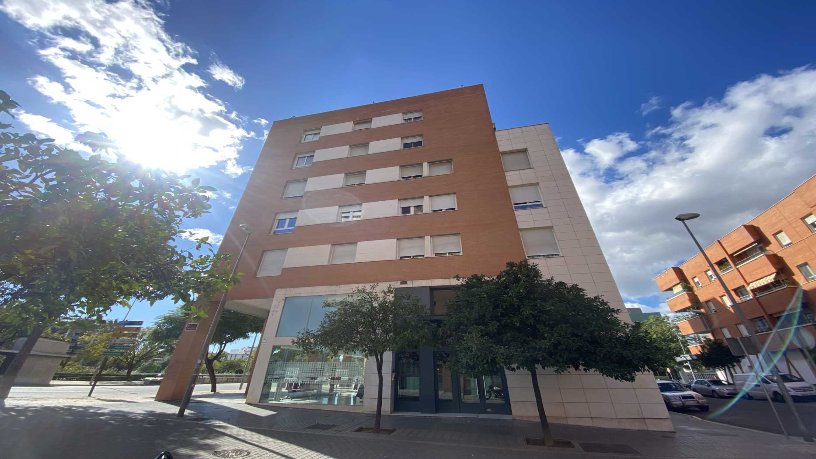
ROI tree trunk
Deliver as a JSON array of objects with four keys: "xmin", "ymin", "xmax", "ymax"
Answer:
[
  {"xmin": 529, "ymin": 368, "xmax": 554, "ymax": 446},
  {"xmin": 374, "ymin": 353, "xmax": 384, "ymax": 433},
  {"xmin": 126, "ymin": 367, "xmax": 134, "ymax": 381},
  {"xmin": 205, "ymin": 358, "xmax": 217, "ymax": 393},
  {"xmin": 0, "ymin": 326, "xmax": 44, "ymax": 399}
]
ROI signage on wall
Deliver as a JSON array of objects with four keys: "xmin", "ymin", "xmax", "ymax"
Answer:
[{"xmin": 184, "ymin": 323, "xmax": 199, "ymax": 331}]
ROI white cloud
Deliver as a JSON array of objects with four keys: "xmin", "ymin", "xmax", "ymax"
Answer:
[
  {"xmin": 0, "ymin": 0, "xmax": 252, "ymax": 175},
  {"xmin": 564, "ymin": 67, "xmax": 816, "ymax": 301},
  {"xmin": 639, "ymin": 96, "xmax": 662, "ymax": 115},
  {"xmin": 253, "ymin": 117, "xmax": 269, "ymax": 127},
  {"xmin": 16, "ymin": 110, "xmax": 85, "ymax": 150},
  {"xmin": 180, "ymin": 228, "xmax": 223, "ymax": 246},
  {"xmin": 625, "ymin": 301, "xmax": 671, "ymax": 316},
  {"xmin": 222, "ymin": 158, "xmax": 252, "ymax": 178},
  {"xmin": 208, "ymin": 61, "xmax": 245, "ymax": 90}
]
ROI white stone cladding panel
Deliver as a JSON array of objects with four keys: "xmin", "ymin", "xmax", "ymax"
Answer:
[
  {"xmin": 362, "ymin": 200, "xmax": 398, "ymax": 220},
  {"xmin": 365, "ymin": 166, "xmax": 400, "ymax": 184},
  {"xmin": 320, "ymin": 121, "xmax": 353, "ymax": 136},
  {"xmin": 282, "ymin": 245, "xmax": 331, "ymax": 268},
  {"xmin": 297, "ymin": 206, "xmax": 338, "ymax": 226},
  {"xmin": 363, "ymin": 353, "xmax": 393, "ymax": 413},
  {"xmin": 314, "ymin": 145, "xmax": 350, "ymax": 162},
  {"xmin": 371, "ymin": 113, "xmax": 403, "ymax": 128},
  {"xmin": 305, "ymin": 174, "xmax": 344, "ymax": 192},
  {"xmin": 368, "ymin": 137, "xmax": 402, "ymax": 154},
  {"xmin": 355, "ymin": 239, "xmax": 397, "ymax": 262}
]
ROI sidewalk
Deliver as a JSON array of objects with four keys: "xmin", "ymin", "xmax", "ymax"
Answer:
[{"xmin": 1, "ymin": 385, "xmax": 814, "ymax": 458}]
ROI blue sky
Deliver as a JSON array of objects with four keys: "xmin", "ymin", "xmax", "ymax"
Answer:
[{"xmin": 2, "ymin": 1, "xmax": 816, "ymax": 349}]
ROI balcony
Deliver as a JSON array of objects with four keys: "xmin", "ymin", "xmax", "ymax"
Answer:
[
  {"xmin": 737, "ymin": 253, "xmax": 784, "ymax": 284},
  {"xmin": 687, "ymin": 344, "xmax": 704, "ymax": 355},
  {"xmin": 747, "ymin": 283, "xmax": 798, "ymax": 315},
  {"xmin": 720, "ymin": 224, "xmax": 763, "ymax": 254},
  {"xmin": 677, "ymin": 315, "xmax": 711, "ymax": 335},
  {"xmin": 656, "ymin": 267, "xmax": 687, "ymax": 291},
  {"xmin": 732, "ymin": 244, "xmax": 767, "ymax": 267},
  {"xmin": 667, "ymin": 290, "xmax": 699, "ymax": 312}
]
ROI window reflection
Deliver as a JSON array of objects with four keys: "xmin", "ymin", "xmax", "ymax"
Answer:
[{"xmin": 396, "ymin": 351, "xmax": 421, "ymax": 400}]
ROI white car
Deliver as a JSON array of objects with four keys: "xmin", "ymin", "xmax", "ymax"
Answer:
[
  {"xmin": 734, "ymin": 373, "xmax": 816, "ymax": 402},
  {"xmin": 691, "ymin": 379, "xmax": 739, "ymax": 398},
  {"xmin": 657, "ymin": 380, "xmax": 709, "ymax": 412}
]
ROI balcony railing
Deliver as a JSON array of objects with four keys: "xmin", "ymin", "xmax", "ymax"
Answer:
[
  {"xmin": 666, "ymin": 284, "xmax": 693, "ymax": 300},
  {"xmin": 733, "ymin": 244, "xmax": 768, "ymax": 267},
  {"xmin": 753, "ymin": 278, "xmax": 792, "ymax": 297}
]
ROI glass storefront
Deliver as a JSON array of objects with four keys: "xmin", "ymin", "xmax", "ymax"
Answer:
[{"xmin": 260, "ymin": 346, "xmax": 366, "ymax": 406}]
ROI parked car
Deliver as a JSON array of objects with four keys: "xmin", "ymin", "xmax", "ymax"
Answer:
[
  {"xmin": 657, "ymin": 380, "xmax": 709, "ymax": 411},
  {"xmin": 143, "ymin": 372, "xmax": 164, "ymax": 385},
  {"xmin": 734, "ymin": 373, "xmax": 816, "ymax": 402},
  {"xmin": 691, "ymin": 379, "xmax": 738, "ymax": 398}
]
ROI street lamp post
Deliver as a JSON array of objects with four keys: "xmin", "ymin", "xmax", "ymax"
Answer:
[
  {"xmin": 177, "ymin": 223, "xmax": 252, "ymax": 418},
  {"xmin": 675, "ymin": 213, "xmax": 812, "ymax": 441}
]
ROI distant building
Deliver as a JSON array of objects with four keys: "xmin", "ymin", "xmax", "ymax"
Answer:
[
  {"xmin": 626, "ymin": 307, "xmax": 661, "ymax": 323},
  {"xmin": 224, "ymin": 347, "xmax": 253, "ymax": 361}
]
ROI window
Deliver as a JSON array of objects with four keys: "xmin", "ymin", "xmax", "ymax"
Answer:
[
  {"xmin": 402, "ymin": 135, "xmax": 423, "ymax": 149},
  {"xmin": 509, "ymin": 184, "xmax": 544, "ymax": 210},
  {"xmin": 692, "ymin": 276, "xmax": 702, "ymax": 288},
  {"xmin": 705, "ymin": 300, "xmax": 717, "ymax": 314},
  {"xmin": 293, "ymin": 152, "xmax": 314, "ymax": 168},
  {"xmin": 403, "ymin": 111, "xmax": 423, "ymax": 123},
  {"xmin": 774, "ymin": 231, "xmax": 792, "ymax": 247},
  {"xmin": 432, "ymin": 234, "xmax": 462, "ymax": 256},
  {"xmin": 272, "ymin": 212, "xmax": 297, "ymax": 235},
  {"xmin": 752, "ymin": 317, "xmax": 772, "ymax": 333},
  {"xmin": 431, "ymin": 288, "xmax": 456, "ymax": 315},
  {"xmin": 705, "ymin": 269, "xmax": 716, "ymax": 282},
  {"xmin": 737, "ymin": 324, "xmax": 750, "ymax": 337},
  {"xmin": 803, "ymin": 214, "xmax": 816, "ymax": 233},
  {"xmin": 283, "ymin": 179, "xmax": 307, "ymax": 198},
  {"xmin": 275, "ymin": 296, "xmax": 338, "ymax": 337},
  {"xmin": 330, "ymin": 243, "xmax": 357, "ymax": 264},
  {"xmin": 398, "ymin": 237, "xmax": 425, "ymax": 259},
  {"xmin": 302, "ymin": 128, "xmax": 320, "ymax": 142},
  {"xmin": 430, "ymin": 194, "xmax": 457, "ymax": 212},
  {"xmin": 715, "ymin": 258, "xmax": 733, "ymax": 273},
  {"xmin": 258, "ymin": 249, "xmax": 286, "ymax": 277},
  {"xmin": 720, "ymin": 327, "xmax": 732, "ymax": 339},
  {"xmin": 353, "ymin": 119, "xmax": 372, "ymax": 130},
  {"xmin": 520, "ymin": 228, "xmax": 559, "ymax": 258},
  {"xmin": 720, "ymin": 295, "xmax": 733, "ymax": 308},
  {"xmin": 428, "ymin": 160, "xmax": 453, "ymax": 176},
  {"xmin": 338, "ymin": 204, "xmax": 362, "ymax": 221},
  {"xmin": 798, "ymin": 263, "xmax": 816, "ymax": 281},
  {"xmin": 733, "ymin": 286, "xmax": 751, "ymax": 301},
  {"xmin": 399, "ymin": 163, "xmax": 423, "ymax": 180},
  {"xmin": 344, "ymin": 171, "xmax": 366, "ymax": 186},
  {"xmin": 399, "ymin": 197, "xmax": 424, "ymax": 215},
  {"xmin": 349, "ymin": 143, "xmax": 369, "ymax": 156},
  {"xmin": 501, "ymin": 150, "xmax": 532, "ymax": 171}
]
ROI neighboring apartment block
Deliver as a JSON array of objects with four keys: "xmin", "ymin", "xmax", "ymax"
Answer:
[
  {"xmin": 655, "ymin": 176, "xmax": 816, "ymax": 382},
  {"xmin": 157, "ymin": 86, "xmax": 671, "ymax": 431}
]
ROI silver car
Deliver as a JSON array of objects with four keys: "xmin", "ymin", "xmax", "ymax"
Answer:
[
  {"xmin": 657, "ymin": 380, "xmax": 709, "ymax": 412},
  {"xmin": 691, "ymin": 379, "xmax": 738, "ymax": 398}
]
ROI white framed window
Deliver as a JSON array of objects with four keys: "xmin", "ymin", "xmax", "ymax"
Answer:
[
  {"xmin": 501, "ymin": 150, "xmax": 532, "ymax": 171},
  {"xmin": 774, "ymin": 231, "xmax": 792, "ymax": 247},
  {"xmin": 803, "ymin": 214, "xmax": 816, "ymax": 233},
  {"xmin": 720, "ymin": 295, "xmax": 733, "ymax": 307},
  {"xmin": 338, "ymin": 204, "xmax": 362, "ymax": 221},
  {"xmin": 344, "ymin": 171, "xmax": 366, "ymax": 186},
  {"xmin": 705, "ymin": 300, "xmax": 717, "ymax": 314},
  {"xmin": 272, "ymin": 212, "xmax": 297, "ymax": 235},
  {"xmin": 705, "ymin": 269, "xmax": 716, "ymax": 282},
  {"xmin": 715, "ymin": 258, "xmax": 733, "ymax": 273},
  {"xmin": 692, "ymin": 276, "xmax": 702, "ymax": 288},
  {"xmin": 720, "ymin": 327, "xmax": 732, "ymax": 339},
  {"xmin": 432, "ymin": 234, "xmax": 462, "ymax": 256},
  {"xmin": 737, "ymin": 324, "xmax": 750, "ymax": 337},
  {"xmin": 520, "ymin": 228, "xmax": 560, "ymax": 258},
  {"xmin": 330, "ymin": 243, "xmax": 357, "ymax": 264},
  {"xmin": 353, "ymin": 119, "xmax": 372, "ymax": 130},
  {"xmin": 430, "ymin": 194, "xmax": 457, "ymax": 212},
  {"xmin": 349, "ymin": 143, "xmax": 369, "ymax": 156},
  {"xmin": 283, "ymin": 179, "xmax": 306, "ymax": 198},
  {"xmin": 403, "ymin": 111, "xmax": 423, "ymax": 123},
  {"xmin": 399, "ymin": 197, "xmax": 424, "ymax": 215},
  {"xmin": 302, "ymin": 128, "xmax": 320, "ymax": 142},
  {"xmin": 798, "ymin": 262, "xmax": 816, "ymax": 281},
  {"xmin": 400, "ymin": 163, "xmax": 423, "ymax": 180},
  {"xmin": 734, "ymin": 286, "xmax": 751, "ymax": 301},
  {"xmin": 402, "ymin": 135, "xmax": 423, "ymax": 149},
  {"xmin": 509, "ymin": 184, "xmax": 544, "ymax": 210},
  {"xmin": 258, "ymin": 249, "xmax": 286, "ymax": 277},
  {"xmin": 428, "ymin": 160, "xmax": 452, "ymax": 176},
  {"xmin": 293, "ymin": 152, "xmax": 314, "ymax": 168},
  {"xmin": 398, "ymin": 237, "xmax": 425, "ymax": 259},
  {"xmin": 752, "ymin": 317, "xmax": 771, "ymax": 333}
]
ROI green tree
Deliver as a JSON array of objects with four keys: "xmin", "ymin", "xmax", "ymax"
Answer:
[
  {"xmin": 0, "ymin": 90, "xmax": 236, "ymax": 398},
  {"xmin": 294, "ymin": 286, "xmax": 431, "ymax": 433},
  {"xmin": 445, "ymin": 261, "xmax": 664, "ymax": 446},
  {"xmin": 214, "ymin": 358, "xmax": 248, "ymax": 374},
  {"xmin": 636, "ymin": 315, "xmax": 687, "ymax": 370},
  {"xmin": 204, "ymin": 310, "xmax": 263, "ymax": 392},
  {"xmin": 697, "ymin": 338, "xmax": 741, "ymax": 380}
]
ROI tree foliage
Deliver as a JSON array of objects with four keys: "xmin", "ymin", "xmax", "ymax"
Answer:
[
  {"xmin": 294, "ymin": 285, "xmax": 431, "ymax": 432},
  {"xmin": 444, "ymin": 260, "xmax": 665, "ymax": 445},
  {"xmin": 204, "ymin": 309, "xmax": 263, "ymax": 392},
  {"xmin": 697, "ymin": 338, "xmax": 741, "ymax": 371},
  {"xmin": 635, "ymin": 315, "xmax": 687, "ymax": 370}
]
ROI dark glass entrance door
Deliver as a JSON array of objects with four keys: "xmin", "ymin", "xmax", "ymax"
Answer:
[{"xmin": 433, "ymin": 352, "xmax": 511, "ymax": 414}]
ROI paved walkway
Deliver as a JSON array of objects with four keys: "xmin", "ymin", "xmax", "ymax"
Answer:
[{"xmin": 1, "ymin": 384, "xmax": 815, "ymax": 458}]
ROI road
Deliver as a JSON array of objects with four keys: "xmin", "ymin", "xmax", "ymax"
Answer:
[{"xmin": 682, "ymin": 394, "xmax": 816, "ymax": 438}]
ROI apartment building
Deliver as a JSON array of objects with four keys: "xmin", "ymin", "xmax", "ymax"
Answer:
[
  {"xmin": 157, "ymin": 86, "xmax": 671, "ymax": 431},
  {"xmin": 655, "ymin": 176, "xmax": 816, "ymax": 382}
]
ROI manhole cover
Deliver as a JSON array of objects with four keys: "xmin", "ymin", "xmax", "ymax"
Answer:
[
  {"xmin": 306, "ymin": 423, "xmax": 337, "ymax": 430},
  {"xmin": 211, "ymin": 449, "xmax": 251, "ymax": 458},
  {"xmin": 579, "ymin": 443, "xmax": 640, "ymax": 455}
]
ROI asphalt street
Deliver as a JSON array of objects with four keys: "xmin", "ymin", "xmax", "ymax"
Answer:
[{"xmin": 682, "ymin": 393, "xmax": 816, "ymax": 438}]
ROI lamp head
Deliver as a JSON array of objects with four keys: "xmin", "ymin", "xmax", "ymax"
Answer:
[
  {"xmin": 238, "ymin": 223, "xmax": 251, "ymax": 233},
  {"xmin": 675, "ymin": 213, "xmax": 700, "ymax": 222}
]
